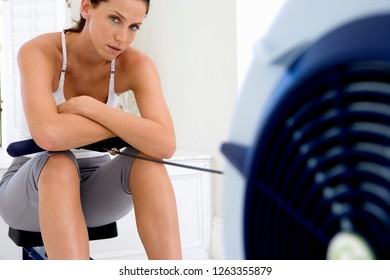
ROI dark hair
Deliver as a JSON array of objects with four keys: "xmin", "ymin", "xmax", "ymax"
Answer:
[{"xmin": 64, "ymin": 0, "xmax": 150, "ymax": 33}]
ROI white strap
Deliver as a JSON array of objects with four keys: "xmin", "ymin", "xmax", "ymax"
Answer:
[{"xmin": 61, "ymin": 31, "xmax": 67, "ymax": 72}]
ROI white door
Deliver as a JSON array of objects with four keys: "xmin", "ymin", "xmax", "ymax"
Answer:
[{"xmin": 1, "ymin": 0, "xmax": 68, "ymax": 146}]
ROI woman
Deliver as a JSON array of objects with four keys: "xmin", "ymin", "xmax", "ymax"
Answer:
[{"xmin": 0, "ymin": 0, "xmax": 181, "ymax": 260}]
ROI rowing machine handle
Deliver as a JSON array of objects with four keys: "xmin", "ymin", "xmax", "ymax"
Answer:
[
  {"xmin": 7, "ymin": 137, "xmax": 130, "ymax": 157},
  {"xmin": 7, "ymin": 139, "xmax": 44, "ymax": 157}
]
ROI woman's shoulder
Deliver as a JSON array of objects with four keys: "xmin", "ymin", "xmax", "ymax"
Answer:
[
  {"xmin": 18, "ymin": 32, "xmax": 62, "ymax": 61},
  {"xmin": 115, "ymin": 47, "xmax": 159, "ymax": 90},
  {"xmin": 17, "ymin": 32, "xmax": 63, "ymax": 80},
  {"xmin": 118, "ymin": 47, "xmax": 155, "ymax": 70}
]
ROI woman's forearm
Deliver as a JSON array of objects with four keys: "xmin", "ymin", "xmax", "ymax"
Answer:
[
  {"xmin": 31, "ymin": 112, "xmax": 116, "ymax": 151},
  {"xmin": 58, "ymin": 95, "xmax": 176, "ymax": 158}
]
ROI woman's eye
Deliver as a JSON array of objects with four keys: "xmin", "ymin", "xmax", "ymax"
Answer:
[
  {"xmin": 110, "ymin": 16, "xmax": 120, "ymax": 23},
  {"xmin": 129, "ymin": 24, "xmax": 140, "ymax": 31}
]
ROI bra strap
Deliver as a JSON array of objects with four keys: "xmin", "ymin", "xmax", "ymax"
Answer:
[
  {"xmin": 61, "ymin": 31, "xmax": 67, "ymax": 73},
  {"xmin": 110, "ymin": 59, "xmax": 116, "ymax": 79}
]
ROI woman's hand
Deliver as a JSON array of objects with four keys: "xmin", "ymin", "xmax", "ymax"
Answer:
[{"xmin": 57, "ymin": 95, "xmax": 95, "ymax": 116}]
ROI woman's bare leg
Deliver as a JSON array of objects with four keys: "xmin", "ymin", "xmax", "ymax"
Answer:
[
  {"xmin": 38, "ymin": 153, "xmax": 89, "ymax": 260},
  {"xmin": 130, "ymin": 157, "xmax": 182, "ymax": 259}
]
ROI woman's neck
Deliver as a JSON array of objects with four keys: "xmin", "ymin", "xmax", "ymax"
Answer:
[{"xmin": 65, "ymin": 31, "xmax": 111, "ymax": 68}]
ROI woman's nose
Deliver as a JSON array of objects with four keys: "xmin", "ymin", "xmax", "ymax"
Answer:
[{"xmin": 115, "ymin": 28, "xmax": 128, "ymax": 43}]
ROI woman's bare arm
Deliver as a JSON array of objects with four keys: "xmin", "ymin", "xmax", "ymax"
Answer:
[{"xmin": 18, "ymin": 38, "xmax": 115, "ymax": 151}]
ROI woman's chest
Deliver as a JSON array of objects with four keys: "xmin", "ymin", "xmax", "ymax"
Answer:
[
  {"xmin": 63, "ymin": 71, "xmax": 112, "ymax": 102},
  {"xmin": 52, "ymin": 59, "xmax": 131, "ymax": 102}
]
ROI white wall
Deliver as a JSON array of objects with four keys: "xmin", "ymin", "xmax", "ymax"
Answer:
[
  {"xmin": 132, "ymin": 0, "xmax": 238, "ymax": 259},
  {"xmin": 133, "ymin": 0, "xmax": 238, "ymax": 156}
]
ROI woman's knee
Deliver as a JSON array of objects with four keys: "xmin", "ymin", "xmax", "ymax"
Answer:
[
  {"xmin": 129, "ymin": 154, "xmax": 171, "ymax": 193},
  {"xmin": 39, "ymin": 151, "xmax": 80, "ymax": 186}
]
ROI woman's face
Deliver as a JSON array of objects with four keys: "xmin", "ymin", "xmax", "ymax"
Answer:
[{"xmin": 84, "ymin": 0, "xmax": 147, "ymax": 60}]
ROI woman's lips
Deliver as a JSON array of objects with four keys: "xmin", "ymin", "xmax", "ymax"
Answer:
[{"xmin": 108, "ymin": 45, "xmax": 121, "ymax": 52}]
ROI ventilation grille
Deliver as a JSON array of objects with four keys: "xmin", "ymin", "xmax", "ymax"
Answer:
[{"xmin": 245, "ymin": 61, "xmax": 390, "ymax": 259}]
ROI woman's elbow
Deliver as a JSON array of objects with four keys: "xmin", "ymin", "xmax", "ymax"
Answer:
[
  {"xmin": 156, "ymin": 135, "xmax": 176, "ymax": 159},
  {"xmin": 31, "ymin": 127, "xmax": 63, "ymax": 151},
  {"xmin": 163, "ymin": 140, "xmax": 176, "ymax": 159}
]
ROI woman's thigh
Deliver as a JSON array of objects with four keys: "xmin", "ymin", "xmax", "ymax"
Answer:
[
  {"xmin": 79, "ymin": 147, "xmax": 137, "ymax": 227},
  {"xmin": 0, "ymin": 147, "xmax": 137, "ymax": 231},
  {"xmin": 0, "ymin": 151, "xmax": 77, "ymax": 231}
]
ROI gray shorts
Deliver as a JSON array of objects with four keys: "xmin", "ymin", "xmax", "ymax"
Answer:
[{"xmin": 0, "ymin": 147, "xmax": 136, "ymax": 232}]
